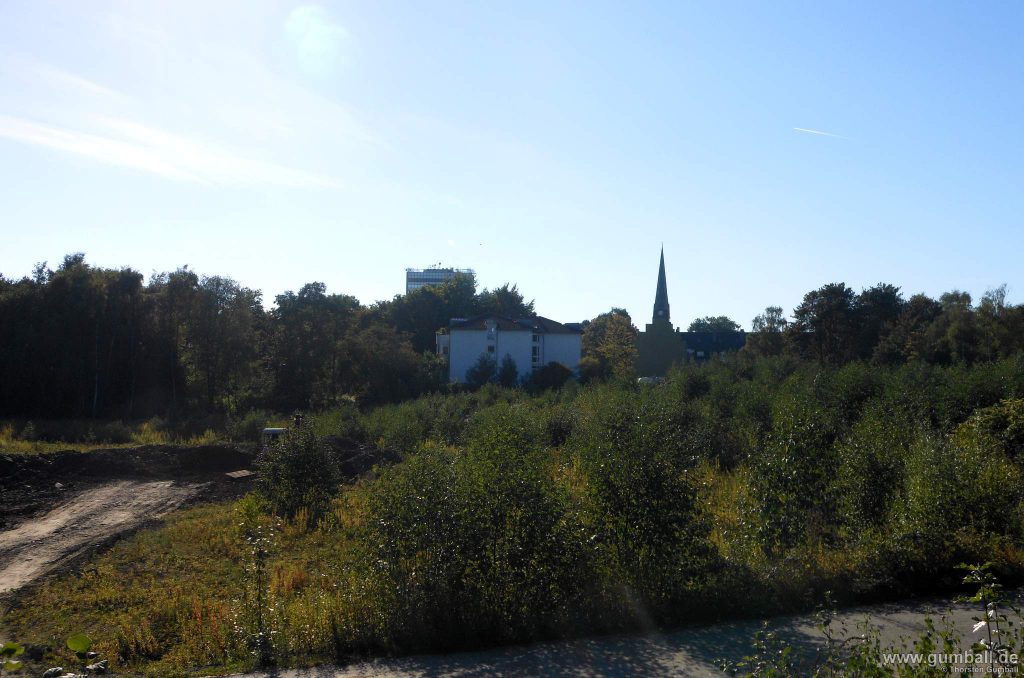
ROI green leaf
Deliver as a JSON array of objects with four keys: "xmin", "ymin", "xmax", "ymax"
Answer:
[
  {"xmin": 2, "ymin": 659, "xmax": 23, "ymax": 671},
  {"xmin": 66, "ymin": 633, "xmax": 92, "ymax": 653},
  {"xmin": 0, "ymin": 643, "xmax": 23, "ymax": 658}
]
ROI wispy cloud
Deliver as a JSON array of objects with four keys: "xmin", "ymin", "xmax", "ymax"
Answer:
[
  {"xmin": 0, "ymin": 57, "xmax": 118, "ymax": 98},
  {"xmin": 793, "ymin": 127, "xmax": 847, "ymax": 139},
  {"xmin": 0, "ymin": 7, "xmax": 377, "ymax": 193},
  {"xmin": 0, "ymin": 114, "xmax": 341, "ymax": 188}
]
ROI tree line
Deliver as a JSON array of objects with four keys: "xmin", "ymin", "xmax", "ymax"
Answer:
[
  {"xmin": 2, "ymin": 254, "xmax": 1021, "ymax": 419},
  {"xmin": 580, "ymin": 282, "xmax": 1024, "ymax": 379},
  {"xmin": 0, "ymin": 254, "xmax": 532, "ymax": 419}
]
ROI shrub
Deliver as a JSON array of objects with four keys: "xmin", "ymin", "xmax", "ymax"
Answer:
[
  {"xmin": 308, "ymin": 404, "xmax": 364, "ymax": 442},
  {"xmin": 131, "ymin": 418, "xmax": 170, "ymax": 445},
  {"xmin": 525, "ymin": 362, "xmax": 573, "ymax": 393},
  {"xmin": 95, "ymin": 420, "xmax": 134, "ymax": 444},
  {"xmin": 462, "ymin": 402, "xmax": 547, "ymax": 454},
  {"xmin": 465, "ymin": 354, "xmax": 497, "ymax": 388},
  {"xmin": 497, "ymin": 354, "xmax": 519, "ymax": 388},
  {"xmin": 362, "ymin": 401, "xmax": 432, "ymax": 452},
  {"xmin": 227, "ymin": 410, "xmax": 271, "ymax": 445},
  {"xmin": 570, "ymin": 385, "xmax": 719, "ymax": 621},
  {"xmin": 834, "ymin": 402, "xmax": 913, "ymax": 536},
  {"xmin": 361, "ymin": 443, "xmax": 593, "ymax": 650},
  {"xmin": 895, "ymin": 430, "xmax": 1023, "ymax": 544},
  {"xmin": 752, "ymin": 389, "xmax": 840, "ymax": 553},
  {"xmin": 255, "ymin": 427, "xmax": 342, "ymax": 522},
  {"xmin": 954, "ymin": 398, "xmax": 1024, "ymax": 460}
]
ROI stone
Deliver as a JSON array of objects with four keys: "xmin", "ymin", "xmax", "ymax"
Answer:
[
  {"xmin": 85, "ymin": 660, "xmax": 107, "ymax": 674},
  {"xmin": 42, "ymin": 667, "xmax": 64, "ymax": 678}
]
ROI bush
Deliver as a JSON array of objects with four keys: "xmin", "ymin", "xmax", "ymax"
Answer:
[
  {"xmin": 362, "ymin": 400, "xmax": 433, "ymax": 452},
  {"xmin": 462, "ymin": 402, "xmax": 547, "ymax": 454},
  {"xmin": 525, "ymin": 362, "xmax": 573, "ymax": 393},
  {"xmin": 834, "ymin": 402, "xmax": 913, "ymax": 536},
  {"xmin": 570, "ymin": 385, "xmax": 719, "ymax": 621},
  {"xmin": 255, "ymin": 427, "xmax": 341, "ymax": 522},
  {"xmin": 895, "ymin": 430, "xmax": 1023, "ymax": 544},
  {"xmin": 362, "ymin": 443, "xmax": 593, "ymax": 650},
  {"xmin": 226, "ymin": 410, "xmax": 270, "ymax": 445},
  {"xmin": 752, "ymin": 389, "xmax": 840, "ymax": 553},
  {"xmin": 308, "ymin": 403, "xmax": 364, "ymax": 442},
  {"xmin": 465, "ymin": 354, "xmax": 497, "ymax": 388},
  {"xmin": 954, "ymin": 398, "xmax": 1024, "ymax": 460}
]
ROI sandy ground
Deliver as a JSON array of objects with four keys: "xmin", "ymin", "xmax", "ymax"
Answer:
[
  {"xmin": 234, "ymin": 592, "xmax": 1023, "ymax": 677},
  {"xmin": 0, "ymin": 479, "xmax": 205, "ymax": 595}
]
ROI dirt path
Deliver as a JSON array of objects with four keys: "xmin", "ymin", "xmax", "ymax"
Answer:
[
  {"xmin": 0, "ymin": 479, "xmax": 205, "ymax": 595},
  {"xmin": 234, "ymin": 592, "xmax": 1023, "ymax": 677}
]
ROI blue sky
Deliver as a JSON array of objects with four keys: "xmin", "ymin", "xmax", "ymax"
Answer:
[{"xmin": 1, "ymin": 1, "xmax": 1021, "ymax": 329}]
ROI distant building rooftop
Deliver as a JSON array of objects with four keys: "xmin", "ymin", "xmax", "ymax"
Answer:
[
  {"xmin": 405, "ymin": 266, "xmax": 474, "ymax": 293},
  {"xmin": 449, "ymin": 314, "xmax": 582, "ymax": 335}
]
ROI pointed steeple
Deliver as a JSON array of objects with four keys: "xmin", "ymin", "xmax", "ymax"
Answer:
[{"xmin": 653, "ymin": 246, "xmax": 670, "ymax": 324}]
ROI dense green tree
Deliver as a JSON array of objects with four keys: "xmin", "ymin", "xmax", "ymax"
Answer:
[
  {"xmin": 3, "ymin": 254, "xmax": 1023, "ymax": 424},
  {"xmin": 0, "ymin": 254, "xmax": 153, "ymax": 417},
  {"xmin": 465, "ymin": 353, "xmax": 497, "ymax": 388},
  {"xmin": 476, "ymin": 283, "xmax": 535, "ymax": 318},
  {"xmin": 181, "ymin": 276, "xmax": 263, "ymax": 410},
  {"xmin": 853, "ymin": 283, "xmax": 904, "ymax": 359},
  {"xmin": 579, "ymin": 308, "xmax": 638, "ymax": 381},
  {"xmin": 976, "ymin": 285, "xmax": 1024, "ymax": 359},
  {"xmin": 384, "ymin": 273, "xmax": 478, "ymax": 353},
  {"xmin": 497, "ymin": 354, "xmax": 519, "ymax": 388},
  {"xmin": 786, "ymin": 282, "xmax": 858, "ymax": 364},
  {"xmin": 687, "ymin": 316, "xmax": 741, "ymax": 332},
  {"xmin": 268, "ymin": 282, "xmax": 362, "ymax": 411},
  {"xmin": 872, "ymin": 293, "xmax": 943, "ymax": 364},
  {"xmin": 744, "ymin": 306, "xmax": 788, "ymax": 357},
  {"xmin": 340, "ymin": 321, "xmax": 432, "ymax": 405},
  {"xmin": 526, "ymin": 361, "xmax": 574, "ymax": 392},
  {"xmin": 923, "ymin": 291, "xmax": 985, "ymax": 364}
]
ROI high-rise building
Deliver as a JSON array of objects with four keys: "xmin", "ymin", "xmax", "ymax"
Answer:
[{"xmin": 405, "ymin": 266, "xmax": 474, "ymax": 293}]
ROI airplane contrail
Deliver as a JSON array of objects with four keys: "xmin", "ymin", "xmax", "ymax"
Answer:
[{"xmin": 793, "ymin": 127, "xmax": 846, "ymax": 139}]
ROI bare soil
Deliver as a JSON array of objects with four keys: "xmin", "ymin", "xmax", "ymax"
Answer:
[
  {"xmin": 0, "ymin": 479, "xmax": 204, "ymax": 594},
  {"xmin": 0, "ymin": 443, "xmax": 256, "ymax": 598},
  {"xmin": 0, "ymin": 439, "xmax": 398, "ymax": 599},
  {"xmin": 0, "ymin": 444, "xmax": 253, "ymax": 527}
]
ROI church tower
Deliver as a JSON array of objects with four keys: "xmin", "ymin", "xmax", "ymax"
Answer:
[
  {"xmin": 652, "ymin": 246, "xmax": 670, "ymax": 325},
  {"xmin": 636, "ymin": 245, "xmax": 685, "ymax": 376}
]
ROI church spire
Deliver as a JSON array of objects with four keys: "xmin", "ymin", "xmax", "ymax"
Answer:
[{"xmin": 653, "ymin": 246, "xmax": 670, "ymax": 324}]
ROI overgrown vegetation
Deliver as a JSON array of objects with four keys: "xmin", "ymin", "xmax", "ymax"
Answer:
[
  {"xmin": 723, "ymin": 563, "xmax": 1024, "ymax": 676},
  {"xmin": 0, "ymin": 418, "xmax": 222, "ymax": 455},
  {"xmin": 4, "ymin": 355, "xmax": 1024, "ymax": 674}
]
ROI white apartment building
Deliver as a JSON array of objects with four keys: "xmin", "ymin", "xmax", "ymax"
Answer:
[{"xmin": 436, "ymin": 314, "xmax": 582, "ymax": 384}]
